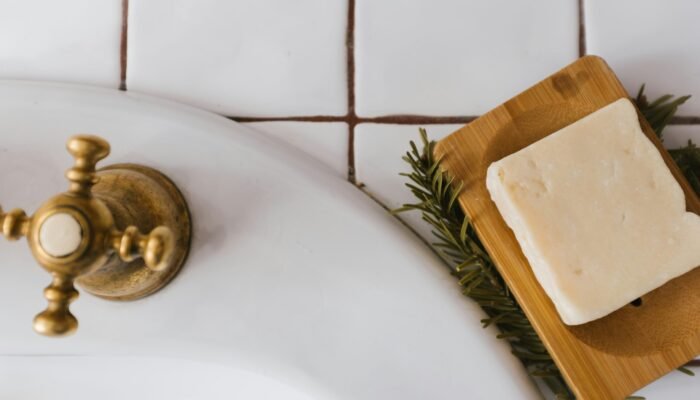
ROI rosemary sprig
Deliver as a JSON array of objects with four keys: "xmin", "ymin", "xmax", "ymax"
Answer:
[
  {"xmin": 396, "ymin": 88, "xmax": 698, "ymax": 399},
  {"xmin": 396, "ymin": 129, "xmax": 573, "ymax": 398},
  {"xmin": 669, "ymin": 142, "xmax": 700, "ymax": 193},
  {"xmin": 636, "ymin": 84, "xmax": 690, "ymax": 139},
  {"xmin": 636, "ymin": 85, "xmax": 700, "ymax": 193}
]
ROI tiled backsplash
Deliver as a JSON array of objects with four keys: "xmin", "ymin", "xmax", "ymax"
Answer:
[
  {"xmin": 1, "ymin": 0, "xmax": 699, "ymax": 241},
  {"xmin": 586, "ymin": 0, "xmax": 700, "ymax": 116},
  {"xmin": 355, "ymin": 0, "xmax": 578, "ymax": 116},
  {"xmin": 0, "ymin": 0, "xmax": 122, "ymax": 87},
  {"xmin": 244, "ymin": 121, "xmax": 349, "ymax": 179},
  {"xmin": 127, "ymin": 0, "xmax": 348, "ymax": 117}
]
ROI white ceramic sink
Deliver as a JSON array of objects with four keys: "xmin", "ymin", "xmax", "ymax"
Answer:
[
  {"xmin": 0, "ymin": 356, "xmax": 314, "ymax": 400},
  {"xmin": 0, "ymin": 82, "xmax": 535, "ymax": 399}
]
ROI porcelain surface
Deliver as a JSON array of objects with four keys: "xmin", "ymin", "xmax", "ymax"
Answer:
[
  {"xmin": 354, "ymin": 0, "xmax": 578, "ymax": 116},
  {"xmin": 0, "ymin": 356, "xmax": 314, "ymax": 400},
  {"xmin": 664, "ymin": 125, "xmax": 700, "ymax": 150},
  {"xmin": 244, "ymin": 122, "xmax": 349, "ymax": 179},
  {"xmin": 127, "ymin": 0, "xmax": 348, "ymax": 117},
  {"xmin": 0, "ymin": 0, "xmax": 121, "ymax": 88},
  {"xmin": 586, "ymin": 0, "xmax": 700, "ymax": 115},
  {"xmin": 0, "ymin": 81, "xmax": 536, "ymax": 399}
]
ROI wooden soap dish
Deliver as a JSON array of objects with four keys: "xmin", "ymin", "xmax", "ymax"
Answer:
[{"xmin": 435, "ymin": 55, "xmax": 700, "ymax": 399}]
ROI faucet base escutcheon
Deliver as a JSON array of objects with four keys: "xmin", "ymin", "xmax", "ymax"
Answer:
[{"xmin": 77, "ymin": 163, "xmax": 192, "ymax": 301}]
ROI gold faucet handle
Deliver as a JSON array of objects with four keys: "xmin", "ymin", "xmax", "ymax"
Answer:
[
  {"xmin": 2, "ymin": 134, "xmax": 189, "ymax": 337},
  {"xmin": 33, "ymin": 273, "xmax": 79, "ymax": 337},
  {"xmin": 0, "ymin": 206, "xmax": 30, "ymax": 241},
  {"xmin": 111, "ymin": 226, "xmax": 175, "ymax": 272},
  {"xmin": 65, "ymin": 135, "xmax": 111, "ymax": 195},
  {"xmin": 1, "ymin": 207, "xmax": 77, "ymax": 337}
]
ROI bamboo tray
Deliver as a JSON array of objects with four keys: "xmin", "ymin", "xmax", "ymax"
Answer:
[{"xmin": 435, "ymin": 55, "xmax": 700, "ymax": 399}]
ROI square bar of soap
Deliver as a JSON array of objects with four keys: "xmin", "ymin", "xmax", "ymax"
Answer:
[{"xmin": 486, "ymin": 98, "xmax": 700, "ymax": 325}]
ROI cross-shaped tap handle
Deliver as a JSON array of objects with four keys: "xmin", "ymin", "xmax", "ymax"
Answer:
[{"xmin": 0, "ymin": 135, "xmax": 189, "ymax": 337}]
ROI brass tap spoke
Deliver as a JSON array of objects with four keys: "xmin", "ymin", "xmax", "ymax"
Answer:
[
  {"xmin": 110, "ymin": 225, "xmax": 175, "ymax": 272},
  {"xmin": 33, "ymin": 273, "xmax": 79, "ymax": 337},
  {"xmin": 0, "ymin": 206, "xmax": 30, "ymax": 241},
  {"xmin": 65, "ymin": 135, "xmax": 110, "ymax": 195}
]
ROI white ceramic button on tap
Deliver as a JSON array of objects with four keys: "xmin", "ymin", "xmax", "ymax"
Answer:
[{"xmin": 39, "ymin": 213, "xmax": 83, "ymax": 257}]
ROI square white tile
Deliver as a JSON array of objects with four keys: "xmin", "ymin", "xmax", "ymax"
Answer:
[
  {"xmin": 635, "ymin": 366, "xmax": 700, "ymax": 399},
  {"xmin": 355, "ymin": 123, "xmax": 463, "ymax": 241},
  {"xmin": 664, "ymin": 125, "xmax": 700, "ymax": 150},
  {"xmin": 0, "ymin": 0, "xmax": 122, "ymax": 87},
  {"xmin": 244, "ymin": 121, "xmax": 349, "ymax": 179},
  {"xmin": 586, "ymin": 0, "xmax": 700, "ymax": 115},
  {"xmin": 127, "ymin": 0, "xmax": 348, "ymax": 117},
  {"xmin": 355, "ymin": 0, "xmax": 579, "ymax": 117}
]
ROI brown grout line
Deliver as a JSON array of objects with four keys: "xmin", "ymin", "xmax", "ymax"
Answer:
[
  {"xmin": 230, "ymin": 115, "xmax": 348, "ymax": 123},
  {"xmin": 229, "ymin": 114, "xmax": 480, "ymax": 125},
  {"xmin": 360, "ymin": 115, "xmax": 478, "ymax": 125},
  {"xmin": 119, "ymin": 0, "xmax": 129, "ymax": 91},
  {"xmin": 669, "ymin": 116, "xmax": 700, "ymax": 125},
  {"xmin": 348, "ymin": 121, "xmax": 356, "ymax": 182},
  {"xmin": 231, "ymin": 113, "xmax": 700, "ymax": 126},
  {"xmin": 346, "ymin": 0, "xmax": 357, "ymax": 184},
  {"xmin": 578, "ymin": 0, "xmax": 586, "ymax": 57}
]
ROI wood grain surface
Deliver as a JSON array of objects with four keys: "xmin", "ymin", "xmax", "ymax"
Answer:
[{"xmin": 435, "ymin": 55, "xmax": 700, "ymax": 400}]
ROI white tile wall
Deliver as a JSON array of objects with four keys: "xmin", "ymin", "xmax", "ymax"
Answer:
[
  {"xmin": 636, "ymin": 367, "xmax": 700, "ymax": 399},
  {"xmin": 127, "ymin": 0, "xmax": 348, "ymax": 117},
  {"xmin": 0, "ymin": 0, "xmax": 122, "ymax": 87},
  {"xmin": 244, "ymin": 122, "xmax": 349, "ymax": 178},
  {"xmin": 586, "ymin": 0, "xmax": 700, "ymax": 115},
  {"xmin": 664, "ymin": 125, "xmax": 700, "ymax": 150},
  {"xmin": 354, "ymin": 0, "xmax": 579, "ymax": 117}
]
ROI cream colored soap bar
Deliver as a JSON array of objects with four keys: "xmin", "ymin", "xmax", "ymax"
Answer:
[{"xmin": 486, "ymin": 98, "xmax": 700, "ymax": 325}]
